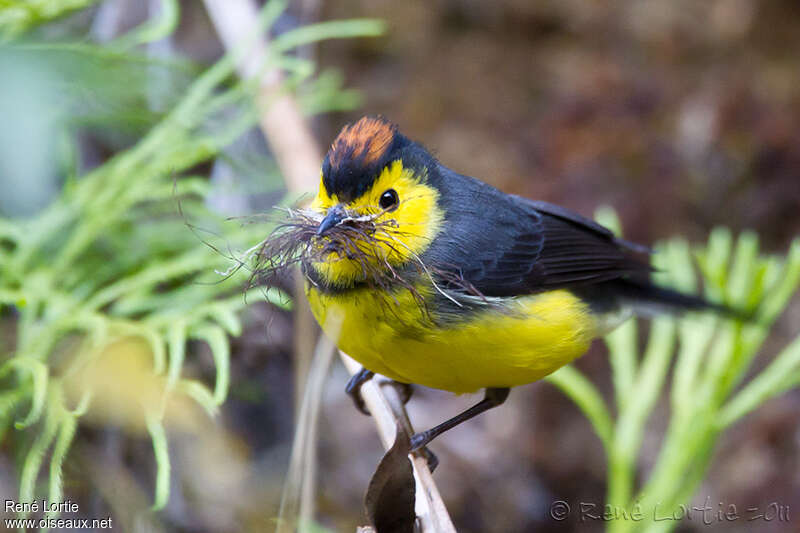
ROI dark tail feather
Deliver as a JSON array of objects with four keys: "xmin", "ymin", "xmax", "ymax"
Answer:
[{"xmin": 615, "ymin": 279, "xmax": 751, "ymax": 320}]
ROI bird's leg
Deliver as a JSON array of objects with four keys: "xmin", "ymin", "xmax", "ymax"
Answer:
[
  {"xmin": 345, "ymin": 367, "xmax": 414, "ymax": 415},
  {"xmin": 409, "ymin": 387, "xmax": 510, "ymax": 451}
]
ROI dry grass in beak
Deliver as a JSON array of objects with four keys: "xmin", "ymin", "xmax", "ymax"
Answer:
[{"xmin": 247, "ymin": 207, "xmax": 489, "ymax": 321}]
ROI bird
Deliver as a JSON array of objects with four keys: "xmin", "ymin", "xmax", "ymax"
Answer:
[{"xmin": 294, "ymin": 115, "xmax": 736, "ymax": 456}]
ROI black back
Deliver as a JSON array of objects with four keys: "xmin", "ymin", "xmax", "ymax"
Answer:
[{"xmin": 420, "ymin": 165, "xmax": 652, "ymax": 299}]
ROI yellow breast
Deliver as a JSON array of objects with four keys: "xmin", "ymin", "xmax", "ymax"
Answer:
[{"xmin": 306, "ymin": 284, "xmax": 598, "ymax": 394}]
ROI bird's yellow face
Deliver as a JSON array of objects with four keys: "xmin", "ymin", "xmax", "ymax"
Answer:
[{"xmin": 308, "ymin": 118, "xmax": 444, "ymax": 289}]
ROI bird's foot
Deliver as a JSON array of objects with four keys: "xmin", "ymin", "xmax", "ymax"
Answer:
[
  {"xmin": 345, "ymin": 368, "xmax": 413, "ymax": 415},
  {"xmin": 345, "ymin": 368, "xmax": 375, "ymax": 415},
  {"xmin": 418, "ymin": 446, "xmax": 439, "ymax": 472}
]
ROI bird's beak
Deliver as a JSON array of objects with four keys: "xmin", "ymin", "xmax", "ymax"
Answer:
[{"xmin": 316, "ymin": 204, "xmax": 346, "ymax": 236}]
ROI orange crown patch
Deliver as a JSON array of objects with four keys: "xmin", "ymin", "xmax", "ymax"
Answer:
[{"xmin": 328, "ymin": 116, "xmax": 398, "ymax": 170}]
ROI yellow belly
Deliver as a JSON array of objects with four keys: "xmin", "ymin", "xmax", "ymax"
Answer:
[{"xmin": 306, "ymin": 285, "xmax": 598, "ymax": 394}]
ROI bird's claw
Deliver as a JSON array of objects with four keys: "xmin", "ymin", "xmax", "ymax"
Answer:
[
  {"xmin": 345, "ymin": 368, "xmax": 375, "ymax": 415},
  {"xmin": 346, "ymin": 369, "xmax": 414, "ymax": 416},
  {"xmin": 418, "ymin": 446, "xmax": 439, "ymax": 472},
  {"xmin": 350, "ymin": 392, "xmax": 371, "ymax": 415},
  {"xmin": 395, "ymin": 381, "xmax": 413, "ymax": 405}
]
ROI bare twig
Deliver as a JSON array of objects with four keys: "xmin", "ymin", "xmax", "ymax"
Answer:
[
  {"xmin": 203, "ymin": 1, "xmax": 455, "ymax": 530},
  {"xmin": 277, "ymin": 327, "xmax": 339, "ymax": 532},
  {"xmin": 340, "ymin": 354, "xmax": 456, "ymax": 533},
  {"xmin": 146, "ymin": 0, "xmax": 174, "ymax": 113},
  {"xmin": 91, "ymin": 0, "xmax": 128, "ymax": 42},
  {"xmin": 203, "ymin": 0, "xmax": 320, "ymax": 193}
]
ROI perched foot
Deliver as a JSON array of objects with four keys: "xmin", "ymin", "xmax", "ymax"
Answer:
[
  {"xmin": 418, "ymin": 446, "xmax": 439, "ymax": 473},
  {"xmin": 345, "ymin": 368, "xmax": 432, "ymax": 469},
  {"xmin": 394, "ymin": 381, "xmax": 413, "ymax": 405},
  {"xmin": 345, "ymin": 368, "xmax": 414, "ymax": 415},
  {"xmin": 345, "ymin": 367, "xmax": 375, "ymax": 415}
]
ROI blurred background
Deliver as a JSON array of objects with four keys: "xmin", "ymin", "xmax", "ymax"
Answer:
[{"xmin": 1, "ymin": 1, "xmax": 799, "ymax": 532}]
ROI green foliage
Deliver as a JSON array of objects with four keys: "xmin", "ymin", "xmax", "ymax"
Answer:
[
  {"xmin": 546, "ymin": 208, "xmax": 800, "ymax": 533},
  {"xmin": 0, "ymin": 0, "xmax": 101, "ymax": 40},
  {"xmin": 0, "ymin": 0, "xmax": 383, "ymax": 519}
]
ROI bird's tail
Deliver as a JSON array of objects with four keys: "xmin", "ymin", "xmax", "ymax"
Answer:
[{"xmin": 613, "ymin": 279, "xmax": 751, "ymax": 320}]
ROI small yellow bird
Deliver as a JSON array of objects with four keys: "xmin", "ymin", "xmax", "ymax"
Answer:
[{"xmin": 268, "ymin": 116, "xmax": 732, "ymax": 456}]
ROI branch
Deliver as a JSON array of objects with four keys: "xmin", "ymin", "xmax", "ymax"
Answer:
[
  {"xmin": 203, "ymin": 0, "xmax": 320, "ymax": 194},
  {"xmin": 339, "ymin": 354, "xmax": 456, "ymax": 532}
]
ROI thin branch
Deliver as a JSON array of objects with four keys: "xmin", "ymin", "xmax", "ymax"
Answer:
[
  {"xmin": 203, "ymin": 0, "xmax": 320, "ymax": 194},
  {"xmin": 340, "ymin": 354, "xmax": 456, "ymax": 533}
]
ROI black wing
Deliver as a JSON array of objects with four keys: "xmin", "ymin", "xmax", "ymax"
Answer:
[{"xmin": 424, "ymin": 169, "xmax": 651, "ymax": 298}]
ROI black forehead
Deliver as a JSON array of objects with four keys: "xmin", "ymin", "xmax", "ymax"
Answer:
[{"xmin": 321, "ymin": 133, "xmax": 415, "ymax": 202}]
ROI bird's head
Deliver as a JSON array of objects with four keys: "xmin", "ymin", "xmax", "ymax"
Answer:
[{"xmin": 308, "ymin": 116, "xmax": 444, "ymax": 289}]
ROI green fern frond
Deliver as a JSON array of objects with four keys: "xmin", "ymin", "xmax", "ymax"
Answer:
[
  {"xmin": 547, "ymin": 210, "xmax": 800, "ymax": 533},
  {"xmin": 0, "ymin": 0, "xmax": 385, "ymax": 519}
]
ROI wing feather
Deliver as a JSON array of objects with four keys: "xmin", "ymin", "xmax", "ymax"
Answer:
[{"xmin": 425, "ymin": 170, "xmax": 651, "ymax": 298}]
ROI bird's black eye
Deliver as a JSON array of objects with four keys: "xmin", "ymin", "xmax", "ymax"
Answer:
[{"xmin": 379, "ymin": 189, "xmax": 399, "ymax": 211}]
